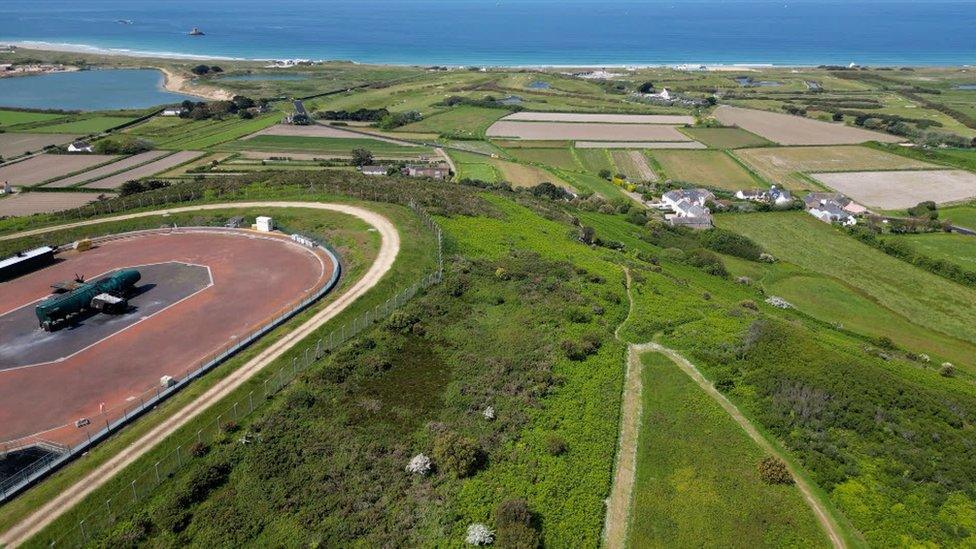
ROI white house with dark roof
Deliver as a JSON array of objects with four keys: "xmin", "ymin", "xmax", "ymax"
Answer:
[
  {"xmin": 666, "ymin": 198, "xmax": 713, "ymax": 229},
  {"xmin": 67, "ymin": 141, "xmax": 93, "ymax": 153}
]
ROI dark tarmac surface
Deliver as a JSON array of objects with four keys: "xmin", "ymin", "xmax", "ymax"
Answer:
[{"xmin": 0, "ymin": 262, "xmax": 211, "ymax": 370}]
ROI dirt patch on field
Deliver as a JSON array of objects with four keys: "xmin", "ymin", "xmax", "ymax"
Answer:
[
  {"xmin": 503, "ymin": 112, "xmax": 694, "ymax": 124},
  {"xmin": 487, "ymin": 121, "xmax": 689, "ymax": 141},
  {"xmin": 489, "ymin": 158, "xmax": 570, "ymax": 189},
  {"xmin": 811, "ymin": 170, "xmax": 976, "ymax": 209},
  {"xmin": 714, "ymin": 105, "xmax": 902, "ymax": 145},
  {"xmin": 44, "ymin": 151, "xmax": 169, "ymax": 188},
  {"xmin": 0, "ymin": 133, "xmax": 78, "ymax": 158},
  {"xmin": 0, "ymin": 154, "xmax": 118, "ymax": 186},
  {"xmin": 613, "ymin": 151, "xmax": 658, "ymax": 181},
  {"xmin": 0, "ymin": 192, "xmax": 108, "ymax": 217},
  {"xmin": 251, "ymin": 123, "xmax": 420, "ymax": 146},
  {"xmin": 575, "ymin": 140, "xmax": 705, "ymax": 149},
  {"xmin": 82, "ymin": 151, "xmax": 203, "ymax": 189},
  {"xmin": 734, "ymin": 145, "xmax": 941, "ymax": 190}
]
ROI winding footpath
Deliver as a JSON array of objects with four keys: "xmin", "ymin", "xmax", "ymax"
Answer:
[
  {"xmin": 602, "ymin": 268, "xmax": 845, "ymax": 549},
  {"xmin": 0, "ymin": 201, "xmax": 400, "ymax": 547}
]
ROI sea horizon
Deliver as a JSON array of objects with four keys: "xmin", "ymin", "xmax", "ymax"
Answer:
[{"xmin": 2, "ymin": 0, "xmax": 975, "ymax": 67}]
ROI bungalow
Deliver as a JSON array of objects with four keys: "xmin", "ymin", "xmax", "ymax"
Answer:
[
  {"xmin": 67, "ymin": 141, "xmax": 93, "ymax": 153},
  {"xmin": 161, "ymin": 107, "xmax": 185, "ymax": 117},
  {"xmin": 735, "ymin": 185, "xmax": 792, "ymax": 206},
  {"xmin": 359, "ymin": 165, "xmax": 388, "ymax": 176},
  {"xmin": 768, "ymin": 185, "xmax": 793, "ymax": 206},
  {"xmin": 403, "ymin": 163, "xmax": 451, "ymax": 180},
  {"xmin": 735, "ymin": 189, "xmax": 766, "ymax": 201},
  {"xmin": 662, "ymin": 188, "xmax": 714, "ymax": 210}
]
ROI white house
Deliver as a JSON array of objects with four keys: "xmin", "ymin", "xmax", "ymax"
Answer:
[
  {"xmin": 67, "ymin": 141, "xmax": 93, "ymax": 153},
  {"xmin": 809, "ymin": 203, "xmax": 856, "ymax": 226},
  {"xmin": 666, "ymin": 198, "xmax": 714, "ymax": 229},
  {"xmin": 735, "ymin": 189, "xmax": 766, "ymax": 201},
  {"xmin": 161, "ymin": 107, "xmax": 185, "ymax": 117},
  {"xmin": 768, "ymin": 185, "xmax": 793, "ymax": 206},
  {"xmin": 662, "ymin": 188, "xmax": 714, "ymax": 210}
]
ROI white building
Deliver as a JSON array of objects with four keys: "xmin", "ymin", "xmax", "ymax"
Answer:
[
  {"xmin": 662, "ymin": 188, "xmax": 714, "ymax": 210},
  {"xmin": 67, "ymin": 141, "xmax": 93, "ymax": 153},
  {"xmin": 161, "ymin": 107, "xmax": 185, "ymax": 117},
  {"xmin": 255, "ymin": 216, "xmax": 275, "ymax": 232}
]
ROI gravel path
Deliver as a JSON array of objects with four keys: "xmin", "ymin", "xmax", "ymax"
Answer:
[{"xmin": 0, "ymin": 201, "xmax": 400, "ymax": 547}]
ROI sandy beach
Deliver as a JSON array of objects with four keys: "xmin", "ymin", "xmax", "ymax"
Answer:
[{"xmin": 159, "ymin": 67, "xmax": 233, "ymax": 101}]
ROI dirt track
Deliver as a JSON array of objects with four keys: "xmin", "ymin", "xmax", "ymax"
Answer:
[
  {"xmin": 602, "ymin": 269, "xmax": 845, "ymax": 549},
  {"xmin": 0, "ymin": 201, "xmax": 400, "ymax": 547}
]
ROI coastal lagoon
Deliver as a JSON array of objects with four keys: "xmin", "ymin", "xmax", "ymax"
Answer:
[{"xmin": 0, "ymin": 69, "xmax": 195, "ymax": 110}]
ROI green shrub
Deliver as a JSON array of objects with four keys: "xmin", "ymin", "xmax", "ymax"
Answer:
[
  {"xmin": 699, "ymin": 228, "xmax": 764, "ymax": 261},
  {"xmin": 433, "ymin": 432, "xmax": 481, "ymax": 478},
  {"xmin": 545, "ymin": 435, "xmax": 568, "ymax": 456},
  {"xmin": 757, "ymin": 456, "xmax": 793, "ymax": 485}
]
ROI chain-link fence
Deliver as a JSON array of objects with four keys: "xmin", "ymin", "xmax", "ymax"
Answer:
[{"xmin": 0, "ymin": 199, "xmax": 443, "ymax": 531}]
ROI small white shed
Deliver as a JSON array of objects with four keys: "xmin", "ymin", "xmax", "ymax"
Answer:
[{"xmin": 255, "ymin": 216, "xmax": 275, "ymax": 232}]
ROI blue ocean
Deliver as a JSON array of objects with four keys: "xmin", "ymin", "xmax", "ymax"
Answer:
[{"xmin": 1, "ymin": 0, "xmax": 974, "ymax": 66}]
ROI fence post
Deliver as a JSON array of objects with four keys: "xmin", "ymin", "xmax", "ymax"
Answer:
[
  {"xmin": 249, "ymin": 391, "xmax": 254, "ymax": 412},
  {"xmin": 154, "ymin": 462, "xmax": 160, "ymax": 483},
  {"xmin": 130, "ymin": 480, "xmax": 137, "ymax": 501},
  {"xmin": 175, "ymin": 446, "xmax": 182, "ymax": 467}
]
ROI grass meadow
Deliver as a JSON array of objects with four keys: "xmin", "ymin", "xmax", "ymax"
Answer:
[
  {"xmin": 717, "ymin": 212, "xmax": 976, "ymax": 371},
  {"xmin": 396, "ymin": 105, "xmax": 508, "ymax": 138},
  {"xmin": 652, "ymin": 150, "xmax": 763, "ymax": 190},
  {"xmin": 221, "ymin": 135, "xmax": 432, "ymax": 157},
  {"xmin": 627, "ymin": 351, "xmax": 830, "ymax": 548}
]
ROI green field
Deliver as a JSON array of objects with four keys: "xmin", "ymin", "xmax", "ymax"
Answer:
[
  {"xmin": 448, "ymin": 150, "xmax": 499, "ymax": 182},
  {"xmin": 29, "ymin": 116, "xmax": 135, "ymax": 134},
  {"xmin": 895, "ymin": 232, "xmax": 976, "ymax": 269},
  {"xmin": 0, "ymin": 109, "xmax": 65, "ymax": 127},
  {"xmin": 396, "ymin": 105, "xmax": 508, "ymax": 138},
  {"xmin": 680, "ymin": 126, "xmax": 772, "ymax": 149},
  {"xmin": 575, "ymin": 148, "xmax": 613, "ymax": 175},
  {"xmin": 717, "ymin": 212, "xmax": 976, "ymax": 369},
  {"xmin": 627, "ymin": 352, "xmax": 830, "ymax": 548},
  {"xmin": 127, "ymin": 115, "xmax": 281, "ymax": 149},
  {"xmin": 221, "ymin": 135, "xmax": 432, "ymax": 157},
  {"xmin": 652, "ymin": 149, "xmax": 763, "ymax": 190},
  {"xmin": 866, "ymin": 143, "xmax": 976, "ymax": 173},
  {"xmin": 505, "ymin": 147, "xmax": 580, "ymax": 171},
  {"xmin": 939, "ymin": 204, "xmax": 976, "ymax": 228}
]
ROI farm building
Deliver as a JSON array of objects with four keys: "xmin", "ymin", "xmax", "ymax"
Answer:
[
  {"xmin": 161, "ymin": 107, "xmax": 186, "ymax": 117},
  {"xmin": 403, "ymin": 163, "xmax": 451, "ymax": 180},
  {"xmin": 359, "ymin": 165, "xmax": 388, "ymax": 176}
]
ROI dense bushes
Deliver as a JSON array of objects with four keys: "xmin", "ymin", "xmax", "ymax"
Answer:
[
  {"xmin": 315, "ymin": 108, "xmax": 389, "ymax": 122},
  {"xmin": 94, "ymin": 135, "xmax": 154, "ymax": 155},
  {"xmin": 699, "ymin": 228, "xmax": 764, "ymax": 261},
  {"xmin": 433, "ymin": 432, "xmax": 482, "ymax": 478},
  {"xmin": 757, "ymin": 456, "xmax": 793, "ymax": 485}
]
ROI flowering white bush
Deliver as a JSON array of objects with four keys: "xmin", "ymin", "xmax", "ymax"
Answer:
[
  {"xmin": 919, "ymin": 354, "xmax": 930, "ymax": 363},
  {"xmin": 765, "ymin": 296, "xmax": 793, "ymax": 309},
  {"xmin": 483, "ymin": 406, "xmax": 496, "ymax": 420},
  {"xmin": 405, "ymin": 453, "xmax": 432, "ymax": 475},
  {"xmin": 466, "ymin": 523, "xmax": 494, "ymax": 545}
]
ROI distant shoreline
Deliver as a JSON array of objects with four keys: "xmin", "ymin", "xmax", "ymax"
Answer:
[{"xmin": 3, "ymin": 41, "xmax": 971, "ymax": 70}]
